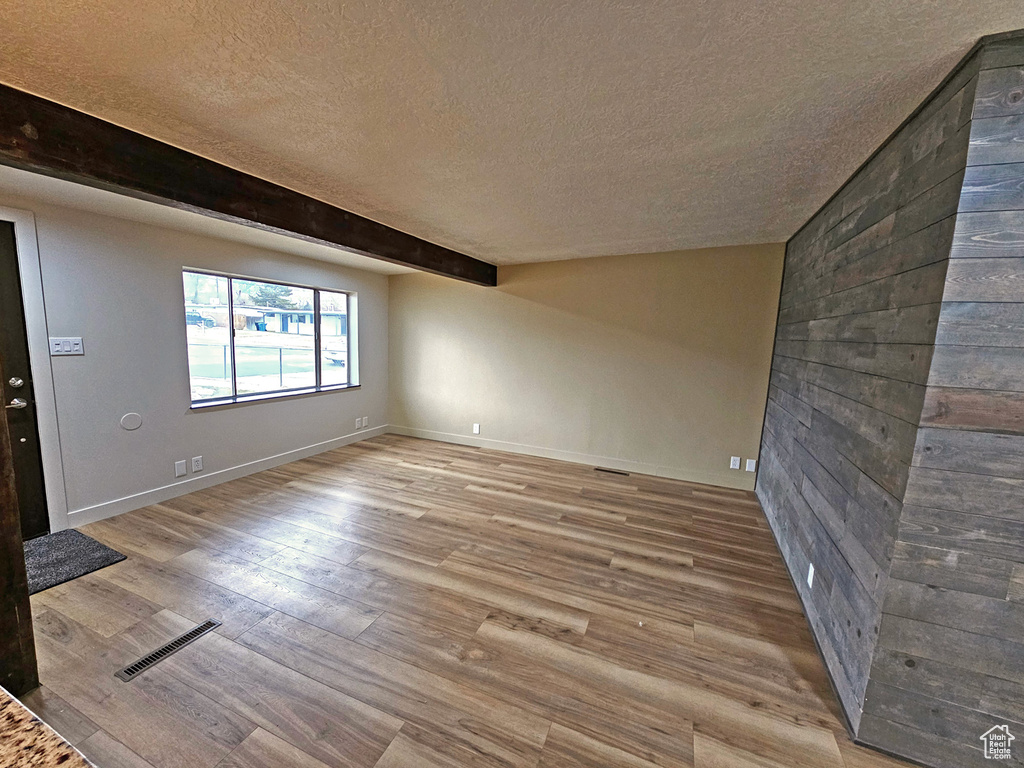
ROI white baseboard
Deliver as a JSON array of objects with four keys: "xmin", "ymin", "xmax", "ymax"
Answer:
[
  {"xmin": 67, "ymin": 426, "xmax": 388, "ymax": 527},
  {"xmin": 67, "ymin": 422, "xmax": 750, "ymax": 529},
  {"xmin": 386, "ymin": 425, "xmax": 752, "ymax": 491}
]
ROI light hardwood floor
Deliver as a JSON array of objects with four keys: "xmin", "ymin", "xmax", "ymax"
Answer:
[{"xmin": 21, "ymin": 435, "xmax": 912, "ymax": 768}]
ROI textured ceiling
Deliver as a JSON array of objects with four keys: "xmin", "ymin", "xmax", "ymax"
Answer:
[{"xmin": 0, "ymin": 2, "xmax": 1021, "ymax": 265}]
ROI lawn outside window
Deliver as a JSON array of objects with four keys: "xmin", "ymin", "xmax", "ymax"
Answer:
[{"xmin": 182, "ymin": 270, "xmax": 358, "ymax": 407}]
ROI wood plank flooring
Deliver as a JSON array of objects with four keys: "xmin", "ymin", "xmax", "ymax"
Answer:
[{"xmin": 20, "ymin": 435, "xmax": 915, "ymax": 768}]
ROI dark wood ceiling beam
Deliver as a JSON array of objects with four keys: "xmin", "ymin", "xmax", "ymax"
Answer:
[{"xmin": 0, "ymin": 84, "xmax": 497, "ymax": 286}]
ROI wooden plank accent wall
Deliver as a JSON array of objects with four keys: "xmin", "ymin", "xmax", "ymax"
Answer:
[
  {"xmin": 858, "ymin": 35, "xmax": 1024, "ymax": 768},
  {"xmin": 759, "ymin": 30, "xmax": 1024, "ymax": 768},
  {"xmin": 756, "ymin": 46, "xmax": 979, "ymax": 731}
]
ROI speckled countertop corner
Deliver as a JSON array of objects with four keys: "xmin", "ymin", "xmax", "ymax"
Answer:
[{"xmin": 0, "ymin": 686, "xmax": 92, "ymax": 767}]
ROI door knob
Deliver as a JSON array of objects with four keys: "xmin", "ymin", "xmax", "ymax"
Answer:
[
  {"xmin": 5, "ymin": 398, "xmax": 28, "ymax": 410},
  {"xmin": 8, "ymin": 377, "xmax": 24, "ymax": 388}
]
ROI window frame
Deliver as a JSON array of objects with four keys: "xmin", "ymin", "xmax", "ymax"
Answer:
[{"xmin": 183, "ymin": 268, "xmax": 358, "ymax": 409}]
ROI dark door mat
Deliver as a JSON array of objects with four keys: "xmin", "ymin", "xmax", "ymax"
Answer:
[{"xmin": 23, "ymin": 529, "xmax": 126, "ymax": 595}]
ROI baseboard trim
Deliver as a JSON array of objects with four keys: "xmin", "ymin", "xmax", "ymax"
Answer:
[
  {"xmin": 67, "ymin": 423, "xmax": 751, "ymax": 528},
  {"xmin": 387, "ymin": 425, "xmax": 752, "ymax": 491},
  {"xmin": 67, "ymin": 426, "xmax": 388, "ymax": 527}
]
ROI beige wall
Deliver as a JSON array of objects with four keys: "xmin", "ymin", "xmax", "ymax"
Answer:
[{"xmin": 389, "ymin": 244, "xmax": 784, "ymax": 490}]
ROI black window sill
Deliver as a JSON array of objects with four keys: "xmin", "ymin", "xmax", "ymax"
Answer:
[{"xmin": 190, "ymin": 383, "xmax": 360, "ymax": 411}]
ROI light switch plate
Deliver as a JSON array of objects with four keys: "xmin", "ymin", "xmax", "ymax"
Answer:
[
  {"xmin": 49, "ymin": 336, "xmax": 85, "ymax": 356},
  {"xmin": 174, "ymin": 460, "xmax": 187, "ymax": 478},
  {"xmin": 746, "ymin": 459, "xmax": 757, "ymax": 472},
  {"xmin": 362, "ymin": 416, "xmax": 369, "ymax": 428}
]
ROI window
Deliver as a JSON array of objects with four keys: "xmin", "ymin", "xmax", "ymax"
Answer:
[{"xmin": 182, "ymin": 270, "xmax": 356, "ymax": 406}]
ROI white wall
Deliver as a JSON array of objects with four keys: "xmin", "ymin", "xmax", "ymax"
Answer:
[{"xmin": 1, "ymin": 196, "xmax": 388, "ymax": 529}]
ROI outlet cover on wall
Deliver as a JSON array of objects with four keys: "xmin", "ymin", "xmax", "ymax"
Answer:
[
  {"xmin": 49, "ymin": 336, "xmax": 85, "ymax": 356},
  {"xmin": 191, "ymin": 456, "xmax": 203, "ymax": 473},
  {"xmin": 729, "ymin": 456, "xmax": 741, "ymax": 470},
  {"xmin": 807, "ymin": 563, "xmax": 815, "ymax": 589},
  {"xmin": 174, "ymin": 460, "xmax": 187, "ymax": 478},
  {"xmin": 472, "ymin": 423, "xmax": 481, "ymax": 435},
  {"xmin": 745, "ymin": 459, "xmax": 757, "ymax": 472},
  {"xmin": 355, "ymin": 417, "xmax": 362, "ymax": 430},
  {"xmin": 362, "ymin": 416, "xmax": 369, "ymax": 428}
]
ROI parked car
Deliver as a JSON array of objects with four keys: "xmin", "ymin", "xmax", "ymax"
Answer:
[{"xmin": 185, "ymin": 310, "xmax": 216, "ymax": 328}]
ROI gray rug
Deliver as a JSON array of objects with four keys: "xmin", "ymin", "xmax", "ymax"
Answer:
[{"xmin": 23, "ymin": 529, "xmax": 126, "ymax": 594}]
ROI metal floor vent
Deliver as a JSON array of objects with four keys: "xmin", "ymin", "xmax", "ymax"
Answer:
[
  {"xmin": 594, "ymin": 467, "xmax": 630, "ymax": 476},
  {"xmin": 115, "ymin": 619, "xmax": 221, "ymax": 682}
]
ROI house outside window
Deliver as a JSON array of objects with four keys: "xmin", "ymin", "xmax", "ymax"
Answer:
[{"xmin": 182, "ymin": 270, "xmax": 357, "ymax": 405}]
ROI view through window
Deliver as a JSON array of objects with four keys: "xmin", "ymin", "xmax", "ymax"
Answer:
[{"xmin": 183, "ymin": 270, "xmax": 354, "ymax": 404}]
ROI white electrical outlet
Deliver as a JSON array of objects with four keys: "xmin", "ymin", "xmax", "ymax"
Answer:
[
  {"xmin": 355, "ymin": 417, "xmax": 362, "ymax": 430},
  {"xmin": 362, "ymin": 416, "xmax": 369, "ymax": 428},
  {"xmin": 729, "ymin": 456, "xmax": 741, "ymax": 470},
  {"xmin": 746, "ymin": 459, "xmax": 757, "ymax": 472},
  {"xmin": 191, "ymin": 456, "xmax": 203, "ymax": 473},
  {"xmin": 174, "ymin": 460, "xmax": 187, "ymax": 478},
  {"xmin": 807, "ymin": 563, "xmax": 815, "ymax": 589},
  {"xmin": 472, "ymin": 423, "xmax": 481, "ymax": 435}
]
